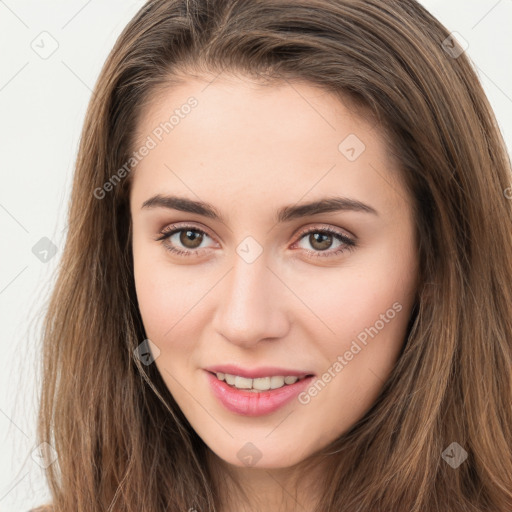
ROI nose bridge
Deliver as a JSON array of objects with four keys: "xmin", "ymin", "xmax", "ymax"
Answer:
[{"xmin": 212, "ymin": 247, "xmax": 289, "ymax": 346}]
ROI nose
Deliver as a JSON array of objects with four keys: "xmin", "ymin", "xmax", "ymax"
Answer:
[{"xmin": 211, "ymin": 251, "xmax": 290, "ymax": 348}]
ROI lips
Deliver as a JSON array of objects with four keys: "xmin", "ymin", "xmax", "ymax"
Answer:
[{"xmin": 204, "ymin": 365, "xmax": 314, "ymax": 416}]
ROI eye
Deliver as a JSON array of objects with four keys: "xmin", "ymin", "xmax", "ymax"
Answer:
[
  {"xmin": 292, "ymin": 226, "xmax": 356, "ymax": 258},
  {"xmin": 155, "ymin": 224, "xmax": 357, "ymax": 259},
  {"xmin": 156, "ymin": 224, "xmax": 216, "ymax": 257}
]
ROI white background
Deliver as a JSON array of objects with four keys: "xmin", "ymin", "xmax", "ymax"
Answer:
[{"xmin": 1, "ymin": 1, "xmax": 511, "ymax": 510}]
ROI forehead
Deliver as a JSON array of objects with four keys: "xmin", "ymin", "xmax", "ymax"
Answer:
[
  {"xmin": 134, "ymin": 74, "xmax": 376, "ymax": 151},
  {"xmin": 129, "ymin": 75, "xmax": 408, "ymax": 219}
]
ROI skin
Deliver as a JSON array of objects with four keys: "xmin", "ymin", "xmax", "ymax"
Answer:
[{"xmin": 129, "ymin": 73, "xmax": 419, "ymax": 511}]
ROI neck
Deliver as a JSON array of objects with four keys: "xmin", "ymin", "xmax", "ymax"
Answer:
[{"xmin": 206, "ymin": 448, "xmax": 326, "ymax": 512}]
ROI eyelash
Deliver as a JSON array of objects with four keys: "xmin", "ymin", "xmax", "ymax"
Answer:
[{"xmin": 155, "ymin": 224, "xmax": 357, "ymax": 259}]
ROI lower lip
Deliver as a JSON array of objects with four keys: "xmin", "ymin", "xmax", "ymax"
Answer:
[{"xmin": 205, "ymin": 371, "xmax": 314, "ymax": 416}]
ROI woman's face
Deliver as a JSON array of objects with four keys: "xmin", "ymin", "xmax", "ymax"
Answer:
[{"xmin": 129, "ymin": 74, "xmax": 418, "ymax": 469}]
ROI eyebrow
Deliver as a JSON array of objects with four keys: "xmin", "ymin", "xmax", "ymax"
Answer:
[{"xmin": 141, "ymin": 194, "xmax": 378, "ymax": 223}]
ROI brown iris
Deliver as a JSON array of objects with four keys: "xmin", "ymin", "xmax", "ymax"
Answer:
[
  {"xmin": 308, "ymin": 232, "xmax": 333, "ymax": 251},
  {"xmin": 180, "ymin": 229, "xmax": 203, "ymax": 249}
]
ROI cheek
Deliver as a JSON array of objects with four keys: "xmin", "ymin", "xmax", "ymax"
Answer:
[
  {"xmin": 133, "ymin": 256, "xmax": 204, "ymax": 398},
  {"xmin": 294, "ymin": 293, "xmax": 413, "ymax": 444},
  {"xmin": 296, "ymin": 274, "xmax": 411, "ymax": 393},
  {"xmin": 134, "ymin": 267, "xmax": 204, "ymax": 346},
  {"xmin": 296, "ymin": 242, "xmax": 417, "ymax": 412},
  {"xmin": 132, "ymin": 240, "xmax": 196, "ymax": 343},
  {"xmin": 302, "ymin": 246, "xmax": 415, "ymax": 344}
]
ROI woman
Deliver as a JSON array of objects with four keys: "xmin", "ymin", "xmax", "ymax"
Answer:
[{"xmin": 32, "ymin": 0, "xmax": 512, "ymax": 510}]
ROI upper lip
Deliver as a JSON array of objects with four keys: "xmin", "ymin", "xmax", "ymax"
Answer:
[{"xmin": 203, "ymin": 364, "xmax": 315, "ymax": 379}]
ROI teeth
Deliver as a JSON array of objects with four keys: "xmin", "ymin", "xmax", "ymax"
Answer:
[
  {"xmin": 270, "ymin": 376, "xmax": 285, "ymax": 389},
  {"xmin": 234, "ymin": 376, "xmax": 252, "ymax": 389},
  {"xmin": 253, "ymin": 377, "xmax": 272, "ymax": 390},
  {"xmin": 215, "ymin": 372, "xmax": 303, "ymax": 391}
]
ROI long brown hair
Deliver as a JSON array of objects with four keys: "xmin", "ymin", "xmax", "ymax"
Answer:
[{"xmin": 33, "ymin": 0, "xmax": 512, "ymax": 510}]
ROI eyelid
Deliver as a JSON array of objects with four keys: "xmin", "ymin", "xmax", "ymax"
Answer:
[
  {"xmin": 157, "ymin": 222, "xmax": 217, "ymax": 241},
  {"xmin": 293, "ymin": 223, "xmax": 356, "ymax": 242}
]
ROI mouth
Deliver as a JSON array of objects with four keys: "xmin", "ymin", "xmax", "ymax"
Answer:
[
  {"xmin": 207, "ymin": 370, "xmax": 315, "ymax": 392},
  {"xmin": 205, "ymin": 370, "xmax": 316, "ymax": 416}
]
